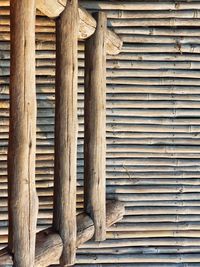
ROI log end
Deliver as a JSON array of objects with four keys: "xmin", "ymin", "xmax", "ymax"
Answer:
[
  {"xmin": 106, "ymin": 200, "xmax": 125, "ymax": 226},
  {"xmin": 79, "ymin": 6, "xmax": 97, "ymax": 40},
  {"xmin": 106, "ymin": 29, "xmax": 123, "ymax": 55},
  {"xmin": 0, "ymin": 247, "xmax": 13, "ymax": 266},
  {"xmin": 36, "ymin": 0, "xmax": 65, "ymax": 18}
]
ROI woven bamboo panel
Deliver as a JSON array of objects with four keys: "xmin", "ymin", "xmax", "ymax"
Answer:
[{"xmin": 1, "ymin": 0, "xmax": 200, "ymax": 265}]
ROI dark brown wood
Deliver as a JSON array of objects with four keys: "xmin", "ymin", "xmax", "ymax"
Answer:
[
  {"xmin": 84, "ymin": 12, "xmax": 107, "ymax": 242},
  {"xmin": 0, "ymin": 201, "xmax": 125, "ymax": 266},
  {"xmin": 8, "ymin": 0, "xmax": 38, "ymax": 266},
  {"xmin": 53, "ymin": 0, "xmax": 78, "ymax": 265}
]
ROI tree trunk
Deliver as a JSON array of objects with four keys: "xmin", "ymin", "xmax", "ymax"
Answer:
[
  {"xmin": 53, "ymin": 0, "xmax": 78, "ymax": 265},
  {"xmin": 8, "ymin": 0, "xmax": 38, "ymax": 266},
  {"xmin": 84, "ymin": 12, "xmax": 107, "ymax": 242}
]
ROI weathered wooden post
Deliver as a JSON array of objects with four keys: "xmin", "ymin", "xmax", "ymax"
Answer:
[
  {"xmin": 0, "ymin": 2, "xmax": 124, "ymax": 266},
  {"xmin": 0, "ymin": 200, "xmax": 125, "ymax": 266},
  {"xmin": 53, "ymin": 0, "xmax": 78, "ymax": 265},
  {"xmin": 84, "ymin": 12, "xmax": 107, "ymax": 241},
  {"xmin": 8, "ymin": 0, "xmax": 38, "ymax": 266}
]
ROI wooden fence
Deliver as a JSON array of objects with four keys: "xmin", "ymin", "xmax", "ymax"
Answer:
[{"xmin": 1, "ymin": 0, "xmax": 200, "ymax": 266}]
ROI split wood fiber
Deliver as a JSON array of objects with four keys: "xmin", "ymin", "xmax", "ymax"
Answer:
[
  {"xmin": 84, "ymin": 12, "xmax": 107, "ymax": 242},
  {"xmin": 8, "ymin": 0, "xmax": 38, "ymax": 266},
  {"xmin": 53, "ymin": 0, "xmax": 78, "ymax": 265},
  {"xmin": 0, "ymin": 201, "xmax": 125, "ymax": 266}
]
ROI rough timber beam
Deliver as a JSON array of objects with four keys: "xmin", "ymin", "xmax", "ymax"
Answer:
[
  {"xmin": 36, "ymin": 0, "xmax": 68, "ymax": 18},
  {"xmin": 84, "ymin": 12, "xmax": 107, "ymax": 241},
  {"xmin": 53, "ymin": 0, "xmax": 78, "ymax": 265},
  {"xmin": 36, "ymin": 0, "xmax": 123, "ymax": 55},
  {"xmin": 0, "ymin": 201, "xmax": 125, "ymax": 266},
  {"xmin": 8, "ymin": 0, "xmax": 38, "ymax": 266}
]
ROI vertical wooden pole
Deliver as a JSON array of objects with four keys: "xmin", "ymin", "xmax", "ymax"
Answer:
[
  {"xmin": 84, "ymin": 12, "xmax": 107, "ymax": 241},
  {"xmin": 8, "ymin": 0, "xmax": 38, "ymax": 266},
  {"xmin": 53, "ymin": 0, "xmax": 78, "ymax": 266}
]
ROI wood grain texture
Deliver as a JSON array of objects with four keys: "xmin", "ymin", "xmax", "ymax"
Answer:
[
  {"xmin": 8, "ymin": 0, "xmax": 38, "ymax": 266},
  {"xmin": 53, "ymin": 0, "xmax": 78, "ymax": 265},
  {"xmin": 2, "ymin": 0, "xmax": 200, "ymax": 265},
  {"xmin": 78, "ymin": 6, "xmax": 96, "ymax": 40},
  {"xmin": 35, "ymin": 1, "xmax": 123, "ymax": 54},
  {"xmin": 36, "ymin": 0, "xmax": 67, "ymax": 18},
  {"xmin": 84, "ymin": 12, "xmax": 107, "ymax": 242},
  {"xmin": 0, "ymin": 201, "xmax": 125, "ymax": 266}
]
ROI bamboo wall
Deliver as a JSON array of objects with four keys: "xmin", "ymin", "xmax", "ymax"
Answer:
[{"xmin": 1, "ymin": 0, "xmax": 200, "ymax": 265}]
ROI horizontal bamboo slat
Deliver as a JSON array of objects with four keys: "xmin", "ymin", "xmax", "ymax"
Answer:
[
  {"xmin": 81, "ymin": 1, "xmax": 200, "ymax": 11},
  {"xmin": 1, "ymin": 0, "xmax": 200, "ymax": 265}
]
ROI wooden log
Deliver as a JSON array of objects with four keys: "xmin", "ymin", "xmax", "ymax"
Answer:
[
  {"xmin": 8, "ymin": 0, "xmax": 38, "ymax": 266},
  {"xmin": 78, "ymin": 6, "xmax": 96, "ymax": 40},
  {"xmin": 36, "ymin": 0, "xmax": 67, "ymax": 18},
  {"xmin": 106, "ymin": 29, "xmax": 123, "ymax": 55},
  {"xmin": 84, "ymin": 12, "xmax": 107, "ymax": 242},
  {"xmin": 2, "ymin": 2, "xmax": 200, "ymax": 263},
  {"xmin": 53, "ymin": 0, "xmax": 78, "ymax": 265},
  {"xmin": 34, "ymin": 1, "xmax": 123, "ymax": 54},
  {"xmin": 36, "ymin": 7, "xmax": 97, "ymax": 40},
  {"xmin": 0, "ymin": 201, "xmax": 125, "ymax": 266}
]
